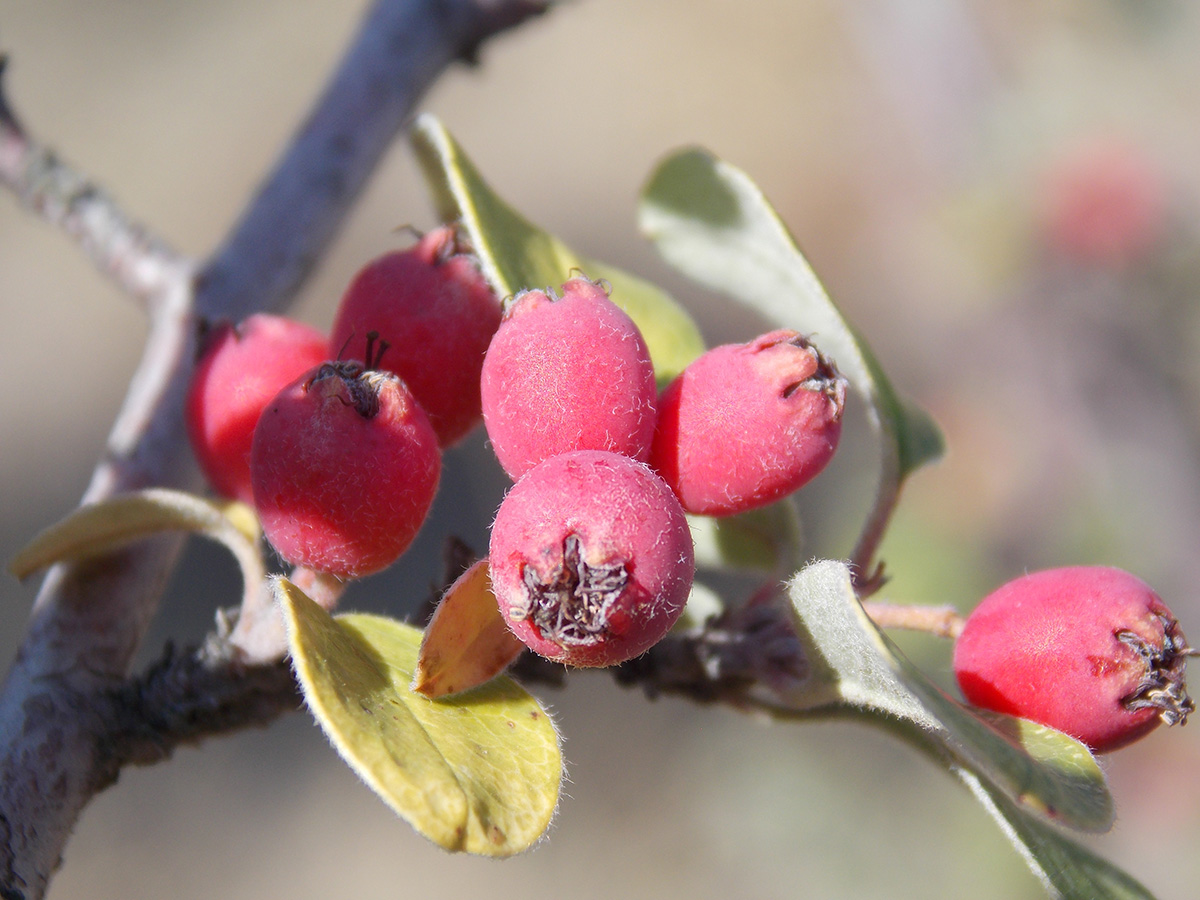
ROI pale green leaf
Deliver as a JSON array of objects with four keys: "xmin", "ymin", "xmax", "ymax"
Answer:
[
  {"xmin": 411, "ymin": 114, "xmax": 706, "ymax": 385},
  {"xmin": 688, "ymin": 498, "xmax": 803, "ymax": 574},
  {"xmin": 9, "ymin": 488, "xmax": 265, "ymax": 609},
  {"xmin": 639, "ymin": 149, "xmax": 943, "ymax": 567},
  {"xmin": 279, "ymin": 578, "xmax": 562, "ymax": 856},
  {"xmin": 959, "ymin": 769, "xmax": 1157, "ymax": 900},
  {"xmin": 786, "ymin": 560, "xmax": 1113, "ymax": 834}
]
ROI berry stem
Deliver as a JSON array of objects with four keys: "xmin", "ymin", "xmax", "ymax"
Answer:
[
  {"xmin": 861, "ymin": 600, "xmax": 966, "ymax": 640},
  {"xmin": 849, "ymin": 488, "xmax": 901, "ymax": 596},
  {"xmin": 289, "ymin": 566, "xmax": 347, "ymax": 612},
  {"xmin": 226, "ymin": 567, "xmax": 345, "ymax": 664}
]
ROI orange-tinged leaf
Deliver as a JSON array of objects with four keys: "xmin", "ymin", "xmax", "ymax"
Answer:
[{"xmin": 413, "ymin": 560, "xmax": 525, "ymax": 698}]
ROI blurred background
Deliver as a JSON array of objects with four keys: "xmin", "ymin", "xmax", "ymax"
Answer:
[{"xmin": 3, "ymin": 1, "xmax": 1200, "ymax": 898}]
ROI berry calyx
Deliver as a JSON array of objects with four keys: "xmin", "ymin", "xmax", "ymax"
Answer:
[
  {"xmin": 186, "ymin": 314, "xmax": 329, "ymax": 504},
  {"xmin": 953, "ymin": 566, "xmax": 1193, "ymax": 752},
  {"xmin": 488, "ymin": 450, "xmax": 694, "ymax": 667},
  {"xmin": 250, "ymin": 357, "xmax": 441, "ymax": 579},
  {"xmin": 329, "ymin": 225, "xmax": 502, "ymax": 447},
  {"xmin": 480, "ymin": 277, "xmax": 658, "ymax": 481},
  {"xmin": 649, "ymin": 330, "xmax": 847, "ymax": 516}
]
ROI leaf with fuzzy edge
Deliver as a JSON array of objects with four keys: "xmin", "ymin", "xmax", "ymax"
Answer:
[
  {"xmin": 787, "ymin": 560, "xmax": 1112, "ymax": 830},
  {"xmin": 958, "ymin": 769, "xmax": 1156, "ymax": 900},
  {"xmin": 411, "ymin": 114, "xmax": 706, "ymax": 386},
  {"xmin": 639, "ymin": 149, "xmax": 943, "ymax": 570},
  {"xmin": 9, "ymin": 489, "xmax": 264, "ymax": 609},
  {"xmin": 279, "ymin": 578, "xmax": 561, "ymax": 856},
  {"xmin": 413, "ymin": 560, "xmax": 525, "ymax": 699},
  {"xmin": 784, "ymin": 560, "xmax": 1155, "ymax": 900}
]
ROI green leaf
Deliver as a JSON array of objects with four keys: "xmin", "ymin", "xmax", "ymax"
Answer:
[
  {"xmin": 785, "ymin": 560, "xmax": 1113, "ymax": 834},
  {"xmin": 411, "ymin": 114, "xmax": 706, "ymax": 385},
  {"xmin": 279, "ymin": 578, "xmax": 562, "ymax": 856},
  {"xmin": 639, "ymin": 149, "xmax": 944, "ymax": 566},
  {"xmin": 688, "ymin": 499, "xmax": 803, "ymax": 575},
  {"xmin": 9, "ymin": 489, "xmax": 265, "ymax": 609},
  {"xmin": 958, "ymin": 769, "xmax": 1157, "ymax": 900}
]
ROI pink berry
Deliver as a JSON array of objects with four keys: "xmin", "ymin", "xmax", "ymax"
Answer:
[
  {"xmin": 186, "ymin": 314, "xmax": 329, "ymax": 504},
  {"xmin": 479, "ymin": 277, "xmax": 658, "ymax": 481},
  {"xmin": 953, "ymin": 566, "xmax": 1193, "ymax": 752},
  {"xmin": 1039, "ymin": 138, "xmax": 1167, "ymax": 267},
  {"xmin": 649, "ymin": 330, "xmax": 847, "ymax": 516},
  {"xmin": 329, "ymin": 226, "xmax": 502, "ymax": 447},
  {"xmin": 250, "ymin": 353, "xmax": 441, "ymax": 579},
  {"xmin": 488, "ymin": 450, "xmax": 694, "ymax": 667}
]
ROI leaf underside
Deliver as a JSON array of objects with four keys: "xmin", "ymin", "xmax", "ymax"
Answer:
[
  {"xmin": 9, "ymin": 489, "xmax": 265, "ymax": 608},
  {"xmin": 787, "ymin": 560, "xmax": 1155, "ymax": 900},
  {"xmin": 638, "ymin": 148, "xmax": 943, "ymax": 567}
]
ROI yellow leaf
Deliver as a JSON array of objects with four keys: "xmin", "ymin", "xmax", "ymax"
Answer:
[
  {"xmin": 9, "ymin": 489, "xmax": 265, "ymax": 609},
  {"xmin": 279, "ymin": 578, "xmax": 561, "ymax": 856}
]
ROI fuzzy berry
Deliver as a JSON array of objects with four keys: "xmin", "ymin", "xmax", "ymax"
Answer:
[
  {"xmin": 953, "ymin": 566, "xmax": 1193, "ymax": 752},
  {"xmin": 649, "ymin": 330, "xmax": 847, "ymax": 516},
  {"xmin": 488, "ymin": 450, "xmax": 694, "ymax": 667},
  {"xmin": 186, "ymin": 314, "xmax": 329, "ymax": 504},
  {"xmin": 479, "ymin": 277, "xmax": 658, "ymax": 481},
  {"xmin": 329, "ymin": 226, "xmax": 502, "ymax": 447},
  {"xmin": 250, "ymin": 353, "xmax": 441, "ymax": 579}
]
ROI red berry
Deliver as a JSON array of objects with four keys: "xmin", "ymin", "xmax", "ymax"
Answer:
[
  {"xmin": 479, "ymin": 277, "xmax": 658, "ymax": 481},
  {"xmin": 250, "ymin": 356, "xmax": 441, "ymax": 578},
  {"xmin": 329, "ymin": 226, "xmax": 502, "ymax": 447},
  {"xmin": 649, "ymin": 330, "xmax": 847, "ymax": 516},
  {"xmin": 1039, "ymin": 137, "xmax": 1167, "ymax": 267},
  {"xmin": 953, "ymin": 566, "xmax": 1194, "ymax": 752},
  {"xmin": 488, "ymin": 450, "xmax": 694, "ymax": 667},
  {"xmin": 186, "ymin": 314, "xmax": 329, "ymax": 504}
]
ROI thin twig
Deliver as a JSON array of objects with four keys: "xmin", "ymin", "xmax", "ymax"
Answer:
[
  {"xmin": 103, "ymin": 643, "xmax": 302, "ymax": 771},
  {"xmin": 861, "ymin": 600, "xmax": 965, "ymax": 640},
  {"xmin": 196, "ymin": 0, "xmax": 551, "ymax": 322},
  {"xmin": 0, "ymin": 59, "xmax": 193, "ymax": 315}
]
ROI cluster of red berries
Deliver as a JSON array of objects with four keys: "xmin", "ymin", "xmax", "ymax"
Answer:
[
  {"xmin": 185, "ymin": 233, "xmax": 849, "ymax": 668},
  {"xmin": 480, "ymin": 277, "xmax": 848, "ymax": 667},
  {"xmin": 187, "ymin": 226, "xmax": 500, "ymax": 579},
  {"xmin": 185, "ymin": 223, "xmax": 1192, "ymax": 749}
]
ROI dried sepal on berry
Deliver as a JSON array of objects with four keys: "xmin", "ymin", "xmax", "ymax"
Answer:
[
  {"xmin": 251, "ymin": 346, "xmax": 441, "ymax": 580},
  {"xmin": 1116, "ymin": 615, "xmax": 1195, "ymax": 725},
  {"xmin": 488, "ymin": 450, "xmax": 694, "ymax": 667}
]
